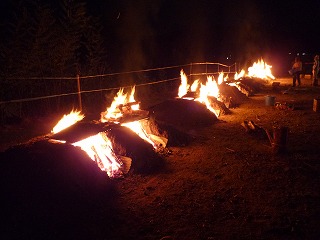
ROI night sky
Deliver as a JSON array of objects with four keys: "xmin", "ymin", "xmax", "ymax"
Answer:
[{"xmin": 1, "ymin": 0, "xmax": 320, "ymax": 73}]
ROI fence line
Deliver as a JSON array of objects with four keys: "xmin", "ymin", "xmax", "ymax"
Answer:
[
  {"xmin": 1, "ymin": 62, "xmax": 237, "ymax": 107},
  {"xmin": 0, "ymin": 77, "xmax": 183, "ymax": 105},
  {"xmin": 5, "ymin": 62, "xmax": 237, "ymax": 81}
]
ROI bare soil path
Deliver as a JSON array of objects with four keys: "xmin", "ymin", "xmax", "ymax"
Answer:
[{"xmin": 1, "ymin": 77, "xmax": 320, "ymax": 240}]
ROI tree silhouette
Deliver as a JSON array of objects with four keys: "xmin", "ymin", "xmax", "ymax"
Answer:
[
  {"xmin": 0, "ymin": 0, "xmax": 110, "ymax": 119},
  {"xmin": 0, "ymin": 0, "xmax": 108, "ymax": 78}
]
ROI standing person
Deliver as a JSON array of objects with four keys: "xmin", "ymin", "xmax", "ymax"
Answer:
[
  {"xmin": 291, "ymin": 56, "xmax": 303, "ymax": 87},
  {"xmin": 312, "ymin": 55, "xmax": 319, "ymax": 86}
]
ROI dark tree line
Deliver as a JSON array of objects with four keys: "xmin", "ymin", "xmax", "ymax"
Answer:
[
  {"xmin": 0, "ymin": 0, "xmax": 108, "ymax": 78},
  {"xmin": 0, "ymin": 0, "xmax": 112, "ymax": 121}
]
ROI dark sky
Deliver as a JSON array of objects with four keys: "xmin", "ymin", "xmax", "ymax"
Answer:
[
  {"xmin": 88, "ymin": 0, "xmax": 320, "ymax": 69},
  {"xmin": 1, "ymin": 0, "xmax": 320, "ymax": 71}
]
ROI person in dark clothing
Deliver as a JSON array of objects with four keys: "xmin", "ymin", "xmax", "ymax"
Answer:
[
  {"xmin": 290, "ymin": 56, "xmax": 303, "ymax": 87},
  {"xmin": 312, "ymin": 55, "xmax": 319, "ymax": 86}
]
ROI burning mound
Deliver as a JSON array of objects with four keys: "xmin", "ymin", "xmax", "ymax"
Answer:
[
  {"xmin": 0, "ymin": 139, "xmax": 113, "ymax": 199},
  {"xmin": 140, "ymin": 115, "xmax": 194, "ymax": 147},
  {"xmin": 0, "ymin": 139, "xmax": 115, "ymax": 238},
  {"xmin": 50, "ymin": 120, "xmax": 167, "ymax": 174},
  {"xmin": 147, "ymin": 98, "xmax": 218, "ymax": 130},
  {"xmin": 106, "ymin": 126, "xmax": 165, "ymax": 174}
]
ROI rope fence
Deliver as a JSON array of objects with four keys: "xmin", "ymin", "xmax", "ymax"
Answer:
[{"xmin": 0, "ymin": 62, "xmax": 237, "ymax": 120}]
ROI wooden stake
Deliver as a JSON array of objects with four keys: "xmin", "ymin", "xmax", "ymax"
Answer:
[{"xmin": 77, "ymin": 74, "xmax": 82, "ymax": 111}]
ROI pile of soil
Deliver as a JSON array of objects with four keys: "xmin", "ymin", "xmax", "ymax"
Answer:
[{"xmin": 0, "ymin": 78, "xmax": 319, "ymax": 239}]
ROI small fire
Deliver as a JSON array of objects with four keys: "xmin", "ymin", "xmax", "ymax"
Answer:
[
  {"xmin": 234, "ymin": 69, "xmax": 245, "ymax": 80},
  {"xmin": 190, "ymin": 79, "xmax": 200, "ymax": 92},
  {"xmin": 122, "ymin": 121, "xmax": 155, "ymax": 146},
  {"xmin": 51, "ymin": 110, "xmax": 121, "ymax": 177},
  {"xmin": 217, "ymin": 72, "xmax": 228, "ymax": 85},
  {"xmin": 101, "ymin": 87, "xmax": 158, "ymax": 148},
  {"xmin": 178, "ymin": 69, "xmax": 190, "ymax": 98},
  {"xmin": 72, "ymin": 132, "xmax": 122, "ymax": 178},
  {"xmin": 234, "ymin": 59, "xmax": 275, "ymax": 80},
  {"xmin": 51, "ymin": 109, "xmax": 84, "ymax": 134},
  {"xmin": 201, "ymin": 75, "xmax": 220, "ymax": 99},
  {"xmin": 177, "ymin": 69, "xmax": 220, "ymax": 117},
  {"xmin": 100, "ymin": 87, "xmax": 140, "ymax": 123},
  {"xmin": 195, "ymin": 76, "xmax": 220, "ymax": 117}
]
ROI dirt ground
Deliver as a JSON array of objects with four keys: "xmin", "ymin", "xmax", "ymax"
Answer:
[{"xmin": 1, "ymin": 77, "xmax": 320, "ymax": 240}]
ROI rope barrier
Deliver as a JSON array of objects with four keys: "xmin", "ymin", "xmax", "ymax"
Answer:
[
  {"xmin": 80, "ymin": 64, "xmax": 191, "ymax": 79},
  {"xmin": 0, "ymin": 77, "xmax": 182, "ymax": 105},
  {"xmin": 1, "ymin": 62, "xmax": 236, "ymax": 105},
  {"xmin": 5, "ymin": 62, "xmax": 236, "ymax": 80}
]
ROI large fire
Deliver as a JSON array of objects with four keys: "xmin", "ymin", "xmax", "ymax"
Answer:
[
  {"xmin": 234, "ymin": 58, "xmax": 275, "ymax": 80},
  {"xmin": 51, "ymin": 58, "xmax": 275, "ymax": 177},
  {"xmin": 51, "ymin": 85, "xmax": 168, "ymax": 177},
  {"xmin": 177, "ymin": 59, "xmax": 275, "ymax": 117},
  {"xmin": 247, "ymin": 59, "xmax": 275, "ymax": 80}
]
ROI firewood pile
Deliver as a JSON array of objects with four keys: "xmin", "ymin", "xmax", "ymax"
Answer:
[{"xmin": 241, "ymin": 120, "xmax": 267, "ymax": 139}]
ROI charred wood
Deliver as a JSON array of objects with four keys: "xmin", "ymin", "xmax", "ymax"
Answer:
[
  {"xmin": 237, "ymin": 82, "xmax": 254, "ymax": 96},
  {"xmin": 208, "ymin": 96, "xmax": 231, "ymax": 115},
  {"xmin": 140, "ymin": 115, "xmax": 193, "ymax": 147},
  {"xmin": 147, "ymin": 98, "xmax": 218, "ymax": 130},
  {"xmin": 106, "ymin": 126, "xmax": 165, "ymax": 174}
]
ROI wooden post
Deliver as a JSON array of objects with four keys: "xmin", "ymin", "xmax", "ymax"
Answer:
[
  {"xmin": 77, "ymin": 74, "xmax": 82, "ymax": 111},
  {"xmin": 190, "ymin": 63, "xmax": 193, "ymax": 82},
  {"xmin": 272, "ymin": 126, "xmax": 288, "ymax": 154},
  {"xmin": 206, "ymin": 62, "xmax": 208, "ymax": 76}
]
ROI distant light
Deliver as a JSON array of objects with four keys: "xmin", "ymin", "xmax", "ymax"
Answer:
[{"xmin": 302, "ymin": 53, "xmax": 306, "ymax": 55}]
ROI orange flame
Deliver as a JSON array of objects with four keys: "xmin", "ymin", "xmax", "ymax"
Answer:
[
  {"xmin": 122, "ymin": 121, "xmax": 156, "ymax": 147},
  {"xmin": 72, "ymin": 132, "xmax": 122, "ymax": 177},
  {"xmin": 195, "ymin": 76, "xmax": 220, "ymax": 117},
  {"xmin": 51, "ymin": 110, "xmax": 84, "ymax": 134},
  {"xmin": 247, "ymin": 59, "xmax": 275, "ymax": 80},
  {"xmin": 190, "ymin": 79, "xmax": 200, "ymax": 92},
  {"xmin": 217, "ymin": 72, "xmax": 228, "ymax": 85},
  {"xmin": 234, "ymin": 59, "xmax": 275, "ymax": 81},
  {"xmin": 101, "ymin": 87, "xmax": 159, "ymax": 148},
  {"xmin": 234, "ymin": 69, "xmax": 245, "ymax": 80},
  {"xmin": 178, "ymin": 69, "xmax": 190, "ymax": 98},
  {"xmin": 51, "ymin": 110, "xmax": 122, "ymax": 177},
  {"xmin": 177, "ymin": 70, "xmax": 220, "ymax": 117}
]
